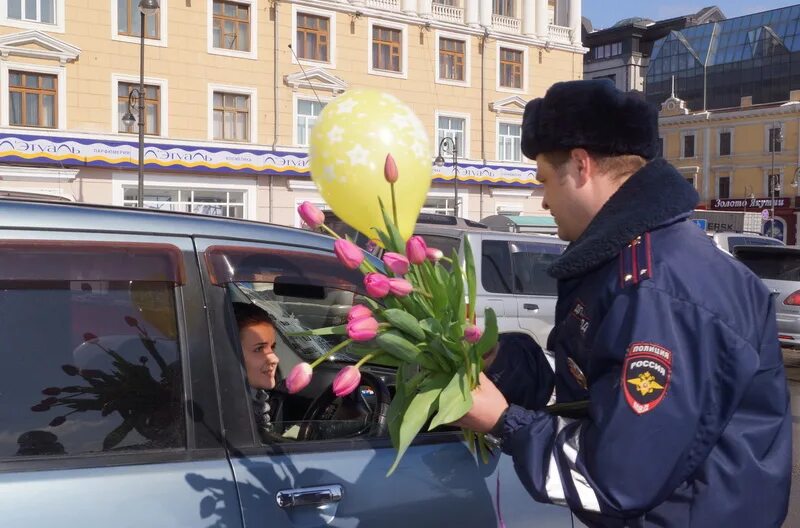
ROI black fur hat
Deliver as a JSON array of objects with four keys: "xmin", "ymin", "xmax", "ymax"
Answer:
[{"xmin": 521, "ymin": 80, "xmax": 660, "ymax": 160}]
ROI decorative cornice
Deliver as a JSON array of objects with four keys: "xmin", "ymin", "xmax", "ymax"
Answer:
[
  {"xmin": 660, "ymin": 102, "xmax": 800, "ymax": 126},
  {"xmin": 284, "ymin": 67, "xmax": 348, "ymax": 94},
  {"xmin": 0, "ymin": 164, "xmax": 78, "ymax": 181},
  {"xmin": 490, "ymin": 95, "xmax": 528, "ymax": 115},
  {"xmin": 0, "ymin": 30, "xmax": 80, "ymax": 65}
]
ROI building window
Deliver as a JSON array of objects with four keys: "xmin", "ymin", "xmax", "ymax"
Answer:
[
  {"xmin": 768, "ymin": 126, "xmax": 783, "ymax": 153},
  {"xmin": 439, "ymin": 37, "xmax": 465, "ymax": 81},
  {"xmin": 117, "ymin": 0, "xmax": 159, "ymax": 39},
  {"xmin": 213, "ymin": 0, "xmax": 250, "ymax": 52},
  {"xmin": 437, "ymin": 115, "xmax": 466, "ymax": 157},
  {"xmin": 719, "ymin": 130, "xmax": 731, "ymax": 156},
  {"xmin": 118, "ymin": 82, "xmax": 160, "ymax": 135},
  {"xmin": 717, "ymin": 175, "xmax": 730, "ymax": 199},
  {"xmin": 499, "ymin": 47, "xmax": 523, "ymax": 89},
  {"xmin": 685, "ymin": 176, "xmax": 695, "ymax": 188},
  {"xmin": 372, "ymin": 25, "xmax": 402, "ymax": 73},
  {"xmin": 9, "ymin": 70, "xmax": 57, "ymax": 128},
  {"xmin": 213, "ymin": 91, "xmax": 249, "ymax": 141},
  {"xmin": 124, "ymin": 186, "xmax": 246, "ymax": 218},
  {"xmin": 493, "ymin": 0, "xmax": 514, "ymax": 16},
  {"xmin": 296, "ymin": 99, "xmax": 326, "ymax": 147},
  {"xmin": 498, "ymin": 122, "xmax": 521, "ymax": 162},
  {"xmin": 296, "ymin": 13, "xmax": 329, "ymax": 62},
  {"xmin": 682, "ymin": 134, "xmax": 695, "ymax": 158},
  {"xmin": 8, "ymin": 0, "xmax": 55, "ymax": 24},
  {"xmin": 593, "ymin": 42, "xmax": 623, "ymax": 59},
  {"xmin": 768, "ymin": 173, "xmax": 782, "ymax": 198}
]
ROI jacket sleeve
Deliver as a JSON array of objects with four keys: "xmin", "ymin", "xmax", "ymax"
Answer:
[
  {"xmin": 486, "ymin": 333, "xmax": 555, "ymax": 410},
  {"xmin": 498, "ymin": 285, "xmax": 763, "ymax": 518}
]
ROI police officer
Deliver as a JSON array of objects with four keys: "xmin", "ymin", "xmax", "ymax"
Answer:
[{"xmin": 459, "ymin": 80, "xmax": 791, "ymax": 527}]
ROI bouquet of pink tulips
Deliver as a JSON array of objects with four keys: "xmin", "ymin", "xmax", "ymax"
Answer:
[{"xmin": 291, "ymin": 154, "xmax": 498, "ymax": 475}]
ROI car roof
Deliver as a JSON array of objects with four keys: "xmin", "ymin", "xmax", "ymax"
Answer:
[{"xmin": 0, "ymin": 198, "xmax": 337, "ymax": 251}]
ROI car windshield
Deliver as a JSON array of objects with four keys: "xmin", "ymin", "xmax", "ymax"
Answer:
[{"xmin": 726, "ymin": 236, "xmax": 784, "ymax": 250}]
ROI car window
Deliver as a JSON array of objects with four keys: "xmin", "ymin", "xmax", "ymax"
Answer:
[
  {"xmin": 726, "ymin": 236, "xmax": 784, "ymax": 250},
  {"xmin": 735, "ymin": 251, "xmax": 800, "ymax": 281},
  {"xmin": 0, "ymin": 241, "xmax": 185, "ymax": 458},
  {"xmin": 417, "ymin": 233, "xmax": 462, "ymax": 270},
  {"xmin": 510, "ymin": 242, "xmax": 564, "ymax": 295},
  {"xmin": 482, "ymin": 240, "xmax": 513, "ymax": 294}
]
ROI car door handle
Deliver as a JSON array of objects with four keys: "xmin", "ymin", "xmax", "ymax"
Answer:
[
  {"xmin": 276, "ymin": 485, "xmax": 344, "ymax": 509},
  {"xmin": 523, "ymin": 303, "xmax": 539, "ymax": 311}
]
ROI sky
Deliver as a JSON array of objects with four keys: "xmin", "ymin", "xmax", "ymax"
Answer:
[{"xmin": 583, "ymin": 0, "xmax": 799, "ymax": 30}]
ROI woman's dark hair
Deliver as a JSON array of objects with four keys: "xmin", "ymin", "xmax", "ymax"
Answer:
[{"xmin": 232, "ymin": 302, "xmax": 275, "ymax": 331}]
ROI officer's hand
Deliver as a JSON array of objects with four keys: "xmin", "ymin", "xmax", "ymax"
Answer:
[
  {"xmin": 482, "ymin": 343, "xmax": 500, "ymax": 371},
  {"xmin": 453, "ymin": 373, "xmax": 509, "ymax": 434}
]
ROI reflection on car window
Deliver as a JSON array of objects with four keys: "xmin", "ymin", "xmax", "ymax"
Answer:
[
  {"xmin": 510, "ymin": 242, "xmax": 564, "ymax": 296},
  {"xmin": 0, "ymin": 280, "xmax": 184, "ymax": 458},
  {"xmin": 482, "ymin": 240, "xmax": 513, "ymax": 294}
]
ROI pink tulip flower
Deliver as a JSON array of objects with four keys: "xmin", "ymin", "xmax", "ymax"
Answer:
[
  {"xmin": 388, "ymin": 277, "xmax": 413, "ymax": 296},
  {"xmin": 347, "ymin": 316, "xmax": 379, "ymax": 341},
  {"xmin": 285, "ymin": 362, "xmax": 313, "ymax": 394},
  {"xmin": 426, "ymin": 247, "xmax": 444, "ymax": 263},
  {"xmin": 333, "ymin": 366, "xmax": 362, "ymax": 397},
  {"xmin": 334, "ymin": 239, "xmax": 364, "ymax": 270},
  {"xmin": 348, "ymin": 304, "xmax": 373, "ymax": 322},
  {"xmin": 384, "ymin": 154, "xmax": 399, "ymax": 184},
  {"xmin": 298, "ymin": 201, "xmax": 325, "ymax": 229},
  {"xmin": 383, "ymin": 252, "xmax": 410, "ymax": 275},
  {"xmin": 464, "ymin": 324, "xmax": 482, "ymax": 344},
  {"xmin": 405, "ymin": 236, "xmax": 428, "ymax": 265},
  {"xmin": 364, "ymin": 272, "xmax": 391, "ymax": 298}
]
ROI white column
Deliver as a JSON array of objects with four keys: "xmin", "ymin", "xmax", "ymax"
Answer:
[
  {"xmin": 479, "ymin": 0, "xmax": 492, "ymax": 27},
  {"xmin": 535, "ymin": 0, "xmax": 548, "ymax": 39},
  {"xmin": 568, "ymin": 0, "xmax": 582, "ymax": 45},
  {"xmin": 418, "ymin": 0, "xmax": 432, "ymax": 17},
  {"xmin": 522, "ymin": 0, "xmax": 535, "ymax": 36},
  {"xmin": 465, "ymin": 0, "xmax": 480, "ymax": 27},
  {"xmin": 402, "ymin": 0, "xmax": 416, "ymax": 14}
]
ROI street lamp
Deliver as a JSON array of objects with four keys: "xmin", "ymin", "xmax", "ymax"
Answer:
[
  {"xmin": 124, "ymin": 0, "xmax": 160, "ymax": 208},
  {"xmin": 769, "ymin": 121, "xmax": 785, "ymax": 238},
  {"xmin": 434, "ymin": 136, "xmax": 459, "ymax": 217}
]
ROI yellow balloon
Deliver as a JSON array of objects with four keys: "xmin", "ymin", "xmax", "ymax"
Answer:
[{"xmin": 310, "ymin": 89, "xmax": 432, "ymax": 242}]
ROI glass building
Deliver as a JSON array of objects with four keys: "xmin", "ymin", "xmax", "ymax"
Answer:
[{"xmin": 646, "ymin": 5, "xmax": 800, "ymax": 110}]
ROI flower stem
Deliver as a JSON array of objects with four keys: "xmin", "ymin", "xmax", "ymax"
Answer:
[
  {"xmin": 355, "ymin": 353, "xmax": 378, "ymax": 368},
  {"xmin": 310, "ymin": 338, "xmax": 353, "ymax": 368},
  {"xmin": 320, "ymin": 224, "xmax": 342, "ymax": 239},
  {"xmin": 390, "ymin": 182, "xmax": 398, "ymax": 227}
]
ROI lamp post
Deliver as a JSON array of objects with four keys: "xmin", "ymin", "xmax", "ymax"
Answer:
[
  {"xmin": 121, "ymin": 0, "xmax": 160, "ymax": 208},
  {"xmin": 434, "ymin": 136, "xmax": 459, "ymax": 217},
  {"xmin": 769, "ymin": 121, "xmax": 785, "ymax": 238}
]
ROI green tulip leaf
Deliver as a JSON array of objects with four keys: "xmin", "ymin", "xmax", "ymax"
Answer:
[
  {"xmin": 383, "ymin": 309, "xmax": 425, "ymax": 341},
  {"xmin": 286, "ymin": 324, "xmax": 347, "ymax": 337},
  {"xmin": 419, "ymin": 317, "xmax": 443, "ymax": 336},
  {"xmin": 375, "ymin": 331, "xmax": 438, "ymax": 371},
  {"xmin": 474, "ymin": 308, "xmax": 499, "ymax": 358},
  {"xmin": 463, "ymin": 237, "xmax": 476, "ymax": 322},
  {"xmin": 428, "ymin": 368, "xmax": 472, "ymax": 430},
  {"xmin": 378, "ymin": 197, "xmax": 405, "ymax": 252}
]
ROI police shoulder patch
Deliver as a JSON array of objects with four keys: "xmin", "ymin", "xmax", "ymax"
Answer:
[{"xmin": 621, "ymin": 342, "xmax": 672, "ymax": 415}]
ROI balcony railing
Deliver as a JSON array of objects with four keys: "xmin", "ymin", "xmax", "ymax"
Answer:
[
  {"xmin": 432, "ymin": 3, "xmax": 463, "ymax": 23},
  {"xmin": 366, "ymin": 0, "xmax": 400, "ymax": 10},
  {"xmin": 492, "ymin": 13, "xmax": 520, "ymax": 34},
  {"xmin": 548, "ymin": 24, "xmax": 573, "ymax": 44}
]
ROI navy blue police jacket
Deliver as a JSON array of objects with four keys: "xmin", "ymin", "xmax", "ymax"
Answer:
[{"xmin": 488, "ymin": 159, "xmax": 791, "ymax": 527}]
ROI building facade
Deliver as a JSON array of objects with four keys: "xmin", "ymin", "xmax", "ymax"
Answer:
[
  {"xmin": 582, "ymin": 6, "xmax": 724, "ymax": 93},
  {"xmin": 654, "ymin": 5, "xmax": 800, "ymax": 243},
  {"xmin": 0, "ymin": 0, "xmax": 585, "ymax": 227}
]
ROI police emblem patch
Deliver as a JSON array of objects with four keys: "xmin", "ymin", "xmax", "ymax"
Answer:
[{"xmin": 622, "ymin": 342, "xmax": 672, "ymax": 415}]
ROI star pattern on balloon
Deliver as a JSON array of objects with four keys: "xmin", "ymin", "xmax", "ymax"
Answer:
[
  {"xmin": 336, "ymin": 98, "xmax": 358, "ymax": 114},
  {"xmin": 327, "ymin": 125, "xmax": 344, "ymax": 143},
  {"xmin": 347, "ymin": 144, "xmax": 370, "ymax": 166}
]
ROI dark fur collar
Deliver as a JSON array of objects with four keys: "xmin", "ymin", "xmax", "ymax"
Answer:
[{"xmin": 549, "ymin": 158, "xmax": 699, "ymax": 280}]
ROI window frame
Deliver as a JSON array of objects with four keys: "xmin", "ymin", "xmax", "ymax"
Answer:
[
  {"xmin": 681, "ymin": 131, "xmax": 696, "ymax": 159},
  {"xmin": 496, "ymin": 41, "xmax": 527, "ymax": 94},
  {"xmin": 292, "ymin": 5, "xmax": 336, "ymax": 69},
  {"xmin": 492, "ymin": 0, "xmax": 514, "ymax": 17},
  {"xmin": 207, "ymin": 83, "xmax": 257, "ymax": 144},
  {"xmin": 435, "ymin": 111, "xmax": 471, "ymax": 159},
  {"xmin": 1, "ymin": 61, "xmax": 66, "ymax": 129},
  {"xmin": 207, "ymin": 0, "xmax": 257, "ymax": 60},
  {"xmin": 766, "ymin": 123, "xmax": 784, "ymax": 154},
  {"xmin": 718, "ymin": 128, "xmax": 733, "ymax": 157},
  {"xmin": 1, "ymin": 0, "xmax": 65, "ymax": 32},
  {"xmin": 293, "ymin": 94, "xmax": 329, "ymax": 147},
  {"xmin": 435, "ymin": 30, "xmax": 470, "ymax": 87},
  {"xmin": 765, "ymin": 169, "xmax": 783, "ymax": 198},
  {"xmin": 111, "ymin": 73, "xmax": 169, "ymax": 136},
  {"xmin": 496, "ymin": 119, "xmax": 523, "ymax": 163},
  {"xmin": 716, "ymin": 174, "xmax": 731, "ymax": 199},
  {"xmin": 111, "ymin": 0, "xmax": 168, "ymax": 47},
  {"xmin": 367, "ymin": 18, "xmax": 408, "ymax": 79},
  {"xmin": 8, "ymin": 69, "xmax": 57, "ymax": 129}
]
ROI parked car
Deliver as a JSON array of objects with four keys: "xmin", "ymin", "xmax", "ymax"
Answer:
[
  {"xmin": 709, "ymin": 231, "xmax": 784, "ymax": 255},
  {"xmin": 412, "ymin": 222, "xmax": 568, "ymax": 351},
  {"xmin": 733, "ymin": 245, "xmax": 800, "ymax": 349},
  {"xmin": 0, "ymin": 199, "xmax": 573, "ymax": 527}
]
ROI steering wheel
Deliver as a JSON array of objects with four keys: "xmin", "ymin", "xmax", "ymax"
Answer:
[{"xmin": 298, "ymin": 370, "xmax": 390, "ymax": 441}]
